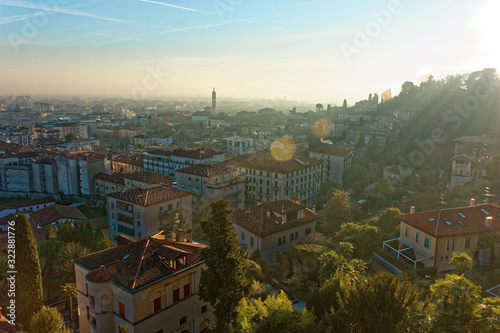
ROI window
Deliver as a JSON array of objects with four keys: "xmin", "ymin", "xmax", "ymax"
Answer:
[
  {"xmin": 154, "ymin": 297, "xmax": 161, "ymax": 313},
  {"xmin": 283, "ymin": 235, "xmax": 287, "ymax": 243},
  {"xmin": 155, "ymin": 330, "xmax": 164, "ymax": 333},
  {"xmin": 295, "ymin": 231, "xmax": 298, "ymax": 239},
  {"xmin": 291, "ymin": 233, "xmax": 294, "ymax": 241},
  {"xmin": 241, "ymin": 232, "xmax": 245, "ymax": 244},
  {"xmin": 465, "ymin": 237, "xmax": 471, "ymax": 249},
  {"xmin": 119, "ymin": 302, "xmax": 125, "ymax": 317},
  {"xmin": 89, "ymin": 295, "xmax": 95, "ymax": 307},
  {"xmin": 201, "ymin": 305, "xmax": 207, "ymax": 313},
  {"xmin": 180, "ymin": 316, "xmax": 187, "ymax": 326},
  {"xmin": 184, "ymin": 283, "xmax": 191, "ymax": 297},
  {"xmin": 424, "ymin": 237, "xmax": 430, "ymax": 249},
  {"xmin": 446, "ymin": 239, "xmax": 455, "ymax": 251},
  {"xmin": 173, "ymin": 288, "xmax": 180, "ymax": 303},
  {"xmin": 111, "ymin": 212, "xmax": 115, "ymax": 219},
  {"xmin": 306, "ymin": 228, "xmax": 311, "ymax": 235},
  {"xmin": 250, "ymin": 237, "xmax": 254, "ymax": 249},
  {"xmin": 278, "ymin": 237, "xmax": 282, "ymax": 245},
  {"xmin": 168, "ymin": 204, "xmax": 172, "ymax": 211},
  {"xmin": 415, "ymin": 232, "xmax": 419, "ymax": 243},
  {"xmin": 111, "ymin": 202, "xmax": 115, "ymax": 209},
  {"xmin": 86, "ymin": 306, "xmax": 90, "ymax": 321},
  {"xmin": 405, "ymin": 227, "xmax": 408, "ymax": 237}
]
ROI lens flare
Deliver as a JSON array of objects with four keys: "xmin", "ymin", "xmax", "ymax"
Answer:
[
  {"xmin": 311, "ymin": 118, "xmax": 332, "ymax": 138},
  {"xmin": 270, "ymin": 137, "xmax": 296, "ymax": 161}
]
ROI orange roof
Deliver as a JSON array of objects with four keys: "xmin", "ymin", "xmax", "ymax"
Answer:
[
  {"xmin": 310, "ymin": 145, "xmax": 352, "ymax": 156},
  {"xmin": 397, "ymin": 204, "xmax": 500, "ymax": 237},
  {"xmin": 112, "ymin": 154, "xmax": 144, "ymax": 167},
  {"xmin": 108, "ymin": 185, "xmax": 191, "ymax": 206}
]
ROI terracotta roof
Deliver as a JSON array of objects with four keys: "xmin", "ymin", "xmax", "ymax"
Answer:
[
  {"xmin": 148, "ymin": 148, "xmax": 222, "ymax": 160},
  {"xmin": 108, "ymin": 185, "xmax": 191, "ymax": 206},
  {"xmin": 0, "ymin": 213, "xmax": 16, "ymax": 226},
  {"xmin": 237, "ymin": 155, "xmax": 321, "ymax": 173},
  {"xmin": 125, "ymin": 171, "xmax": 174, "ymax": 186},
  {"xmin": 94, "ymin": 172, "xmax": 126, "ymax": 185},
  {"xmin": 231, "ymin": 200, "xmax": 319, "ymax": 237},
  {"xmin": 177, "ymin": 163, "xmax": 235, "ymax": 177},
  {"xmin": 0, "ymin": 141, "xmax": 33, "ymax": 154},
  {"xmin": 79, "ymin": 152, "xmax": 105, "ymax": 161},
  {"xmin": 397, "ymin": 204, "xmax": 500, "ymax": 237},
  {"xmin": 78, "ymin": 217, "xmax": 108, "ymax": 229},
  {"xmin": 73, "ymin": 237, "xmax": 206, "ymax": 291},
  {"xmin": 112, "ymin": 154, "xmax": 144, "ymax": 167},
  {"xmin": 0, "ymin": 320, "xmax": 23, "ymax": 333},
  {"xmin": 310, "ymin": 145, "xmax": 353, "ymax": 156},
  {"xmin": 30, "ymin": 204, "xmax": 87, "ymax": 226},
  {"xmin": 0, "ymin": 196, "xmax": 56, "ymax": 210}
]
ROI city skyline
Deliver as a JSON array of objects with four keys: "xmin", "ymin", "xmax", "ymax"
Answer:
[{"xmin": 1, "ymin": 0, "xmax": 499, "ymax": 103}]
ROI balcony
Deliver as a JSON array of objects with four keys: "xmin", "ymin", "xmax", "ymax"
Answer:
[
  {"xmin": 224, "ymin": 190, "xmax": 241, "ymax": 198},
  {"xmin": 159, "ymin": 210, "xmax": 176, "ymax": 218},
  {"xmin": 382, "ymin": 238, "xmax": 433, "ymax": 270},
  {"xmin": 117, "ymin": 208, "xmax": 133, "ymax": 217}
]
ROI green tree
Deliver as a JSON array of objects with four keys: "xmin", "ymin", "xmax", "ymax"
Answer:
[
  {"xmin": 449, "ymin": 252, "xmax": 472, "ymax": 275},
  {"xmin": 330, "ymin": 273, "xmax": 430, "ymax": 333},
  {"xmin": 199, "ymin": 200, "xmax": 251, "ymax": 332},
  {"xmin": 479, "ymin": 233, "xmax": 500, "ymax": 267},
  {"xmin": 60, "ymin": 283, "xmax": 76, "ymax": 328},
  {"xmin": 366, "ymin": 207, "xmax": 402, "ymax": 239},
  {"xmin": 15, "ymin": 214, "xmax": 43, "ymax": 327},
  {"xmin": 335, "ymin": 222, "xmax": 379, "ymax": 260},
  {"xmin": 59, "ymin": 242, "xmax": 92, "ymax": 280},
  {"xmin": 64, "ymin": 133, "xmax": 77, "ymax": 142},
  {"xmin": 318, "ymin": 250, "xmax": 366, "ymax": 281},
  {"xmin": 38, "ymin": 239, "xmax": 65, "ymax": 298},
  {"xmin": 305, "ymin": 271, "xmax": 354, "ymax": 318},
  {"xmin": 430, "ymin": 274, "xmax": 481, "ymax": 330},
  {"xmin": 30, "ymin": 306, "xmax": 67, "ymax": 333},
  {"xmin": 321, "ymin": 189, "xmax": 353, "ymax": 236},
  {"xmin": 232, "ymin": 291, "xmax": 317, "ymax": 333}
]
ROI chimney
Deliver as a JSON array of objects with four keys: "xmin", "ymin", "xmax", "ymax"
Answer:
[
  {"xmin": 485, "ymin": 216, "xmax": 493, "ymax": 228},
  {"xmin": 176, "ymin": 228, "xmax": 185, "ymax": 242},
  {"xmin": 470, "ymin": 198, "xmax": 476, "ymax": 207},
  {"xmin": 185, "ymin": 229, "xmax": 193, "ymax": 243},
  {"xmin": 410, "ymin": 206, "xmax": 416, "ymax": 214},
  {"xmin": 312, "ymin": 205, "xmax": 316, "ymax": 213}
]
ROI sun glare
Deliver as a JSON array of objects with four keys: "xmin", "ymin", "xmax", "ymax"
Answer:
[{"xmin": 477, "ymin": 1, "xmax": 500, "ymax": 68}]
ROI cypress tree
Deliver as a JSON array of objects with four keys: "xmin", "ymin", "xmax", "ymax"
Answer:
[
  {"xmin": 45, "ymin": 225, "xmax": 55, "ymax": 240},
  {"xmin": 15, "ymin": 214, "xmax": 43, "ymax": 327}
]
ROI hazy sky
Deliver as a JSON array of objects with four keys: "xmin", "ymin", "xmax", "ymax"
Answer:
[{"xmin": 0, "ymin": 0, "xmax": 498, "ymax": 104}]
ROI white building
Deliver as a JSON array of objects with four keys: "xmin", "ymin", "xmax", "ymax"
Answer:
[
  {"xmin": 225, "ymin": 136, "xmax": 254, "ymax": 156},
  {"xmin": 309, "ymin": 145, "xmax": 353, "ymax": 186}
]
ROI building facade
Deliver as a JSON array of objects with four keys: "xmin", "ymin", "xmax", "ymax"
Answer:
[
  {"xmin": 382, "ymin": 202, "xmax": 500, "ymax": 272},
  {"xmin": 231, "ymin": 199, "xmax": 319, "ymax": 265},
  {"xmin": 73, "ymin": 235, "xmax": 213, "ymax": 333},
  {"xmin": 225, "ymin": 137, "xmax": 254, "ymax": 156},
  {"xmin": 176, "ymin": 164, "xmax": 245, "ymax": 219},
  {"xmin": 107, "ymin": 185, "xmax": 192, "ymax": 241},
  {"xmin": 309, "ymin": 145, "xmax": 353, "ymax": 186}
]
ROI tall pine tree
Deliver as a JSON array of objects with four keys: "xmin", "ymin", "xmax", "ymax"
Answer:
[
  {"xmin": 15, "ymin": 214, "xmax": 43, "ymax": 327},
  {"xmin": 198, "ymin": 200, "xmax": 250, "ymax": 332}
]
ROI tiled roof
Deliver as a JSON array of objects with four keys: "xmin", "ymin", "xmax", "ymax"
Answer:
[
  {"xmin": 108, "ymin": 185, "xmax": 191, "ymax": 206},
  {"xmin": 112, "ymin": 154, "xmax": 144, "ymax": 167},
  {"xmin": 310, "ymin": 145, "xmax": 353, "ymax": 156},
  {"xmin": 125, "ymin": 171, "xmax": 174, "ymax": 186},
  {"xmin": 73, "ymin": 236, "xmax": 206, "ymax": 291},
  {"xmin": 397, "ymin": 204, "xmax": 500, "ymax": 237},
  {"xmin": 0, "ymin": 196, "xmax": 56, "ymax": 209},
  {"xmin": 79, "ymin": 152, "xmax": 105, "ymax": 161},
  {"xmin": 30, "ymin": 204, "xmax": 87, "ymax": 226},
  {"xmin": 0, "ymin": 213, "xmax": 16, "ymax": 226},
  {"xmin": 0, "ymin": 320, "xmax": 23, "ymax": 333},
  {"xmin": 0, "ymin": 141, "xmax": 33, "ymax": 154},
  {"xmin": 78, "ymin": 217, "xmax": 108, "ymax": 229},
  {"xmin": 236, "ymin": 155, "xmax": 321, "ymax": 173},
  {"xmin": 148, "ymin": 148, "xmax": 222, "ymax": 160},
  {"xmin": 94, "ymin": 172, "xmax": 126, "ymax": 185},
  {"xmin": 177, "ymin": 163, "xmax": 235, "ymax": 177},
  {"xmin": 231, "ymin": 200, "xmax": 319, "ymax": 237}
]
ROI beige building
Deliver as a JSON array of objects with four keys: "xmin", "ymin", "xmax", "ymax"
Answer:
[
  {"xmin": 95, "ymin": 172, "xmax": 174, "ymax": 199},
  {"xmin": 382, "ymin": 202, "xmax": 500, "ymax": 272},
  {"xmin": 231, "ymin": 199, "xmax": 319, "ymax": 265},
  {"xmin": 112, "ymin": 154, "xmax": 144, "ymax": 174},
  {"xmin": 176, "ymin": 164, "xmax": 245, "ymax": 219},
  {"xmin": 232, "ymin": 155, "xmax": 322, "ymax": 208},
  {"xmin": 107, "ymin": 185, "xmax": 192, "ymax": 240},
  {"xmin": 73, "ymin": 234, "xmax": 213, "ymax": 333},
  {"xmin": 309, "ymin": 145, "xmax": 353, "ymax": 186}
]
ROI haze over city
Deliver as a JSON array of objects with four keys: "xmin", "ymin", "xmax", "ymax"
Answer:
[{"xmin": 1, "ymin": 0, "xmax": 499, "ymax": 102}]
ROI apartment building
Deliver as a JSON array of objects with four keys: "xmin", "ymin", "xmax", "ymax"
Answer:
[
  {"xmin": 112, "ymin": 154, "xmax": 144, "ymax": 174},
  {"xmin": 309, "ymin": 145, "xmax": 353, "ymax": 186},
  {"xmin": 225, "ymin": 136, "xmax": 254, "ymax": 156},
  {"xmin": 144, "ymin": 148, "xmax": 224, "ymax": 177},
  {"xmin": 107, "ymin": 185, "xmax": 192, "ymax": 240},
  {"xmin": 231, "ymin": 199, "xmax": 319, "ymax": 264},
  {"xmin": 235, "ymin": 155, "xmax": 322, "ymax": 208},
  {"xmin": 176, "ymin": 164, "xmax": 245, "ymax": 218},
  {"xmin": 382, "ymin": 202, "xmax": 500, "ymax": 272},
  {"xmin": 54, "ymin": 122, "xmax": 88, "ymax": 139},
  {"xmin": 73, "ymin": 234, "xmax": 213, "ymax": 333},
  {"xmin": 95, "ymin": 171, "xmax": 174, "ymax": 199}
]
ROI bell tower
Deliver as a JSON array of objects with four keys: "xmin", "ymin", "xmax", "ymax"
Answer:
[{"xmin": 211, "ymin": 87, "xmax": 216, "ymax": 114}]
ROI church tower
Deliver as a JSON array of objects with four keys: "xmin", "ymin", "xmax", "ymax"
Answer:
[{"xmin": 212, "ymin": 87, "xmax": 216, "ymax": 114}]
